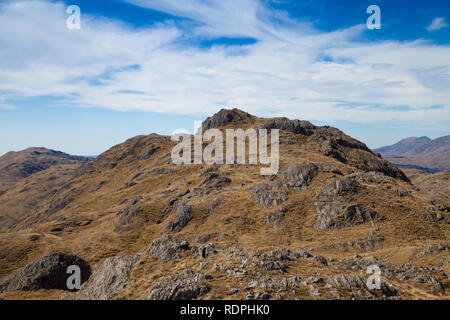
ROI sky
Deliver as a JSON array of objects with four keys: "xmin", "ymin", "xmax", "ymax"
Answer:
[{"xmin": 0, "ymin": 0, "xmax": 449, "ymax": 156}]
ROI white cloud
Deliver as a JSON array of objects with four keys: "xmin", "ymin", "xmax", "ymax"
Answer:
[
  {"xmin": 426, "ymin": 17, "xmax": 448, "ymax": 31},
  {"xmin": 0, "ymin": 0, "xmax": 449, "ymax": 129}
]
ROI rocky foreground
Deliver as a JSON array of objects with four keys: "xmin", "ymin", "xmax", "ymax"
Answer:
[{"xmin": 0, "ymin": 109, "xmax": 448, "ymax": 300}]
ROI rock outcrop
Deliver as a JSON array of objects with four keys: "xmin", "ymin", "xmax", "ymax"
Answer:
[
  {"xmin": 201, "ymin": 108, "xmax": 255, "ymax": 131},
  {"xmin": 261, "ymin": 118, "xmax": 315, "ymax": 136},
  {"xmin": 250, "ymin": 183, "xmax": 288, "ymax": 208},
  {"xmin": 191, "ymin": 243, "xmax": 217, "ymax": 258},
  {"xmin": 165, "ymin": 203, "xmax": 193, "ymax": 233},
  {"xmin": 317, "ymin": 175, "xmax": 360, "ymax": 199},
  {"xmin": 198, "ymin": 173, "xmax": 231, "ymax": 190},
  {"xmin": 313, "ymin": 203, "xmax": 376, "ymax": 231},
  {"xmin": 250, "ymin": 162, "xmax": 318, "ymax": 207},
  {"xmin": 148, "ymin": 235, "xmax": 190, "ymax": 262},
  {"xmin": 280, "ymin": 162, "xmax": 319, "ymax": 190},
  {"xmin": 115, "ymin": 197, "xmax": 143, "ymax": 232},
  {"xmin": 146, "ymin": 269, "xmax": 210, "ymax": 300},
  {"xmin": 326, "ymin": 274, "xmax": 398, "ymax": 298},
  {"xmin": 0, "ymin": 253, "xmax": 91, "ymax": 293},
  {"xmin": 263, "ymin": 211, "xmax": 285, "ymax": 228},
  {"xmin": 64, "ymin": 255, "xmax": 139, "ymax": 300}
]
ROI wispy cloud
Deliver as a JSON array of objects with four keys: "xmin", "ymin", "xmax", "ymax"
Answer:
[
  {"xmin": 0, "ymin": 0, "xmax": 449, "ymax": 128},
  {"xmin": 0, "ymin": 93, "xmax": 16, "ymax": 109},
  {"xmin": 426, "ymin": 17, "xmax": 448, "ymax": 31},
  {"xmin": 122, "ymin": 0, "xmax": 300, "ymax": 41}
]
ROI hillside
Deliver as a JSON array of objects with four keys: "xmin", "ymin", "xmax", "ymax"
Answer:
[
  {"xmin": 0, "ymin": 164, "xmax": 81, "ymax": 232},
  {"xmin": 402, "ymin": 169, "xmax": 450, "ymax": 207},
  {"xmin": 0, "ymin": 148, "xmax": 91, "ymax": 190},
  {"xmin": 0, "ymin": 109, "xmax": 448, "ymax": 301},
  {"xmin": 375, "ymin": 136, "xmax": 450, "ymax": 172}
]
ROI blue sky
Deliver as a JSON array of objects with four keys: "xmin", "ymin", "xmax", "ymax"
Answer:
[{"xmin": 0, "ymin": 0, "xmax": 449, "ymax": 155}]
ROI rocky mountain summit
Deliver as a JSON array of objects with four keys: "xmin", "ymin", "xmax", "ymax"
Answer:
[{"xmin": 0, "ymin": 109, "xmax": 448, "ymax": 300}]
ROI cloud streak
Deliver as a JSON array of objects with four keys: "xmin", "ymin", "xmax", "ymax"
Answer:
[
  {"xmin": 427, "ymin": 17, "xmax": 448, "ymax": 31},
  {"xmin": 0, "ymin": 0, "xmax": 449, "ymax": 129}
]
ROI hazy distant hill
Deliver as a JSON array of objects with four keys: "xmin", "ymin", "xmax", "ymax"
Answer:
[
  {"xmin": 0, "ymin": 147, "xmax": 91, "ymax": 189},
  {"xmin": 375, "ymin": 136, "xmax": 450, "ymax": 172}
]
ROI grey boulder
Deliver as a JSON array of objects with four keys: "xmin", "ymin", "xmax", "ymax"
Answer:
[{"xmin": 0, "ymin": 253, "xmax": 91, "ymax": 293}]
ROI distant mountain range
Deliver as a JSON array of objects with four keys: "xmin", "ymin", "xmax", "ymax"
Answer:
[{"xmin": 375, "ymin": 136, "xmax": 450, "ymax": 173}]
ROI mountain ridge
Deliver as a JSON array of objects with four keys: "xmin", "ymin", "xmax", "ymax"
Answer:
[
  {"xmin": 0, "ymin": 108, "xmax": 448, "ymax": 300},
  {"xmin": 375, "ymin": 136, "xmax": 450, "ymax": 172}
]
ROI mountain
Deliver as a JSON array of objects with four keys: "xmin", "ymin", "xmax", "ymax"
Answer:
[
  {"xmin": 375, "ymin": 136, "xmax": 450, "ymax": 172},
  {"xmin": 0, "ymin": 148, "xmax": 91, "ymax": 234},
  {"xmin": 0, "ymin": 164, "xmax": 82, "ymax": 232},
  {"xmin": 0, "ymin": 147, "xmax": 91, "ymax": 189},
  {"xmin": 0, "ymin": 109, "xmax": 448, "ymax": 301}
]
